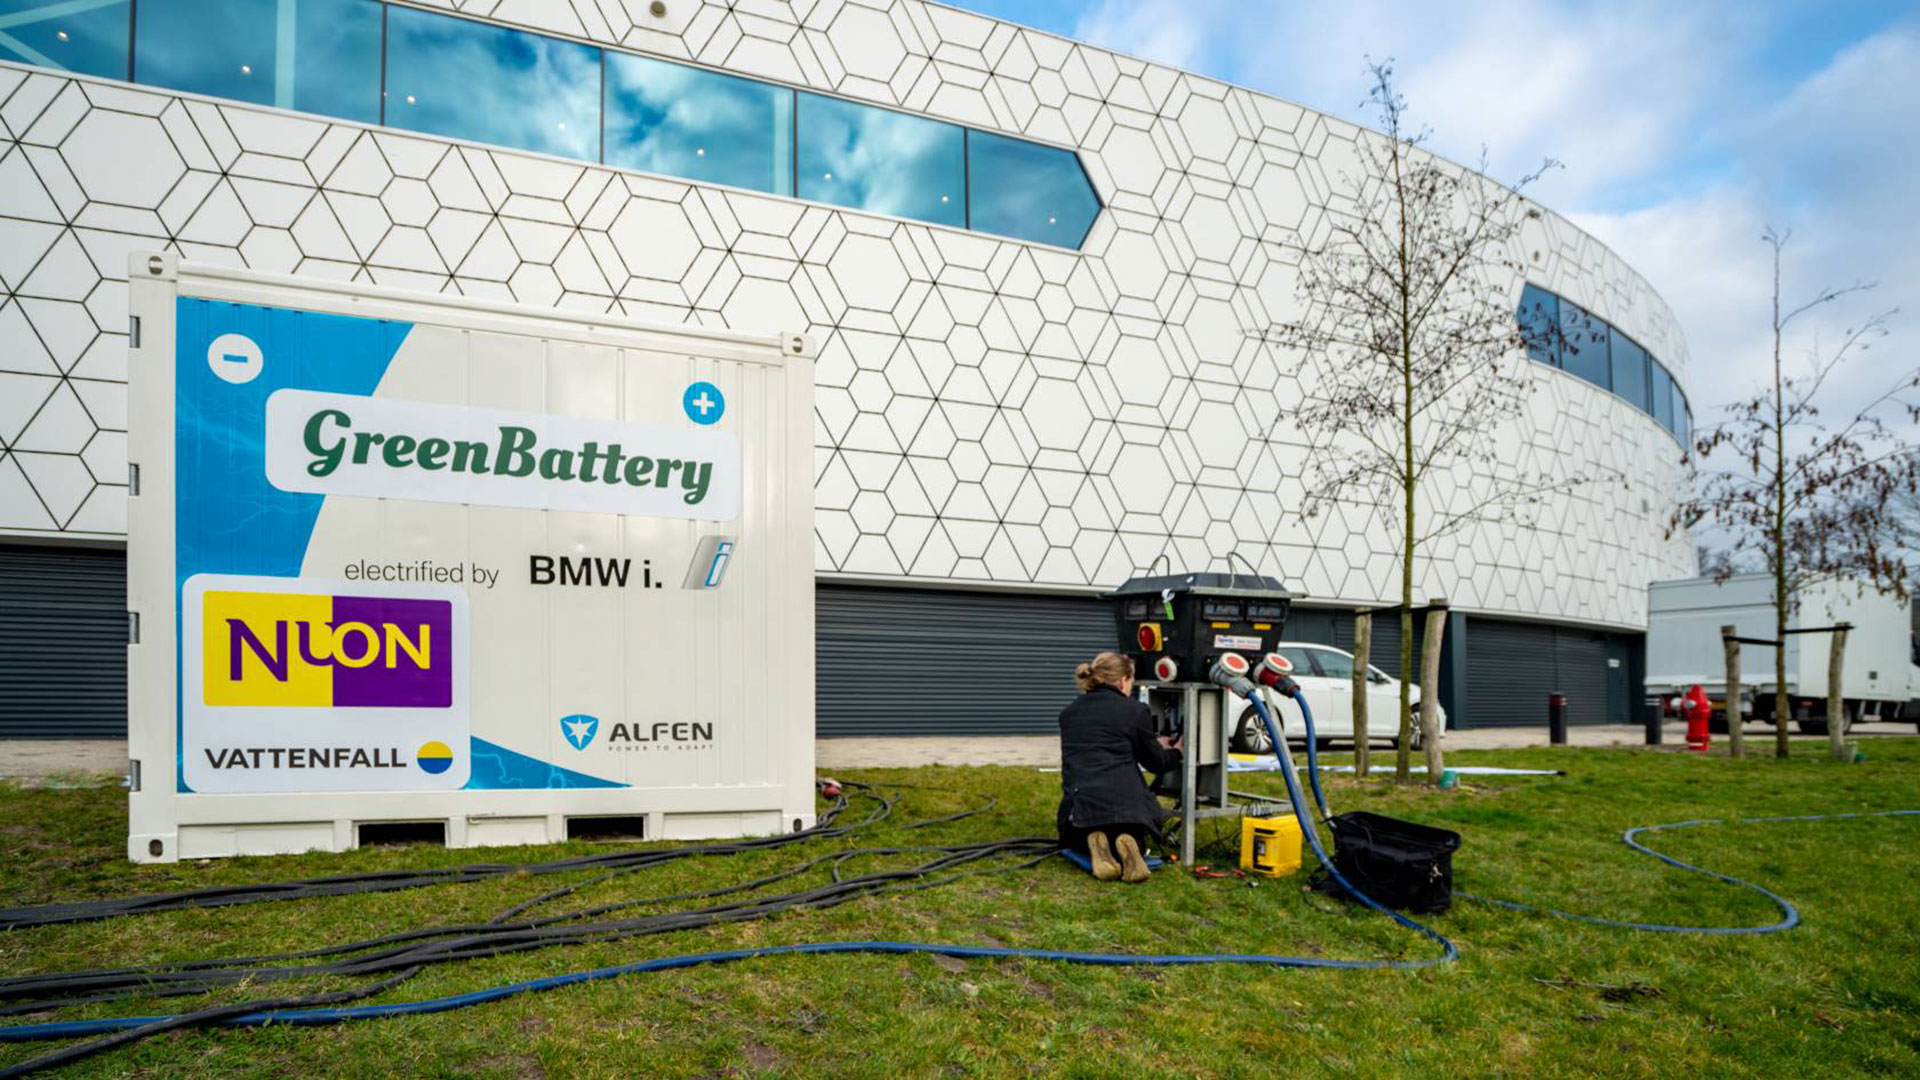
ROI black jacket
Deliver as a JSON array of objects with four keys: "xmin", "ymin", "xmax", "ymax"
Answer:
[{"xmin": 1055, "ymin": 685, "xmax": 1181, "ymax": 835}]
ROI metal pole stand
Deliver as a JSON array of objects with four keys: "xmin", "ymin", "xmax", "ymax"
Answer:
[{"xmin": 1160, "ymin": 683, "xmax": 1244, "ymax": 866}]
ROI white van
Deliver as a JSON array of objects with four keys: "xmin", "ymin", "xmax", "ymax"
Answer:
[{"xmin": 1230, "ymin": 643, "xmax": 1446, "ymax": 752}]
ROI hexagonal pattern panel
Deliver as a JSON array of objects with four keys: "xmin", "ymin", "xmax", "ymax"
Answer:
[{"xmin": 0, "ymin": 3, "xmax": 1695, "ymax": 628}]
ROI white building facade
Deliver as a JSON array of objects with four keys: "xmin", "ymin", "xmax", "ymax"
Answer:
[{"xmin": 0, "ymin": 0, "xmax": 1693, "ymax": 738}]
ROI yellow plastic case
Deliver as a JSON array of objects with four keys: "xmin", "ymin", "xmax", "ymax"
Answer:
[{"xmin": 1239, "ymin": 813, "xmax": 1303, "ymax": 877}]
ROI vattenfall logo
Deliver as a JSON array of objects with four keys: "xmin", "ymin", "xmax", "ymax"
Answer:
[
  {"xmin": 204, "ymin": 590, "xmax": 453, "ymax": 707},
  {"xmin": 264, "ymin": 390, "xmax": 743, "ymax": 522}
]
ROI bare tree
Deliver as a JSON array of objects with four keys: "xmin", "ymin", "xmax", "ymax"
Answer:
[
  {"xmin": 1678, "ymin": 228, "xmax": 1915, "ymax": 757},
  {"xmin": 1265, "ymin": 60, "xmax": 1568, "ymax": 783}
]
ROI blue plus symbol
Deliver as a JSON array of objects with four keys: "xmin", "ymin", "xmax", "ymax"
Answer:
[{"xmin": 683, "ymin": 381, "xmax": 724, "ymax": 425}]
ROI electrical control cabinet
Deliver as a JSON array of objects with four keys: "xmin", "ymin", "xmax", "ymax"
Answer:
[{"xmin": 1106, "ymin": 572, "xmax": 1294, "ymax": 685}]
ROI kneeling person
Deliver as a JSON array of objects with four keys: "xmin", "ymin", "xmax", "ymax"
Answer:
[{"xmin": 1055, "ymin": 652, "xmax": 1182, "ymax": 883}]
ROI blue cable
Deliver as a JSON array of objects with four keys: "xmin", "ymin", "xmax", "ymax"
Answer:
[
  {"xmin": 5, "ymin": 688, "xmax": 1909, "ymax": 1048},
  {"xmin": 0, "ymin": 688, "xmax": 1453, "ymax": 1046},
  {"xmin": 1247, "ymin": 691, "xmax": 1459, "ymax": 963},
  {"xmin": 1458, "ymin": 809, "xmax": 1920, "ymax": 933},
  {"xmin": 1291, "ymin": 689, "xmax": 1331, "ymax": 820}
]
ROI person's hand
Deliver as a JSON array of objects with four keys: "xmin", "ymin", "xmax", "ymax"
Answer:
[{"xmin": 1157, "ymin": 733, "xmax": 1183, "ymax": 751}]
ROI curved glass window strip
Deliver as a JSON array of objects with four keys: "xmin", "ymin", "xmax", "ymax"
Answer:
[
  {"xmin": 1557, "ymin": 299, "xmax": 1611, "ymax": 391},
  {"xmin": 0, "ymin": 0, "xmax": 129, "ymax": 79},
  {"xmin": 134, "ymin": 0, "xmax": 380, "ymax": 124},
  {"xmin": 1518, "ymin": 283, "xmax": 1560, "ymax": 367},
  {"xmin": 966, "ymin": 129, "xmax": 1100, "ymax": 247},
  {"xmin": 605, "ymin": 51, "xmax": 792, "ymax": 197},
  {"xmin": 797, "ymin": 91, "xmax": 965, "ymax": 230},
  {"xmin": 1649, "ymin": 363, "xmax": 1675, "ymax": 432},
  {"xmin": 1518, "ymin": 284, "xmax": 1688, "ymax": 442},
  {"xmin": 1, "ymin": 1, "xmax": 1101, "ymax": 246},
  {"xmin": 1609, "ymin": 333, "xmax": 1650, "ymax": 412},
  {"xmin": 384, "ymin": 4, "xmax": 601, "ymax": 162}
]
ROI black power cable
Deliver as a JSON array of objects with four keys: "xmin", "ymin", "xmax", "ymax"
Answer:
[
  {"xmin": 0, "ymin": 839, "xmax": 1055, "ymax": 1077},
  {"xmin": 0, "ymin": 781, "xmax": 892, "ymax": 932},
  {"xmin": 0, "ymin": 782, "xmax": 1015, "ymax": 1076}
]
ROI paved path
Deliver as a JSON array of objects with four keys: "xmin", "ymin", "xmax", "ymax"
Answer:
[
  {"xmin": 0, "ymin": 740, "xmax": 126, "ymax": 781},
  {"xmin": 7, "ymin": 722, "xmax": 1913, "ymax": 779}
]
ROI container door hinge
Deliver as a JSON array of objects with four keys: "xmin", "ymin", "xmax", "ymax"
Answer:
[
  {"xmin": 128, "ymin": 610, "xmax": 140, "ymax": 645},
  {"xmin": 129, "ymin": 315, "xmax": 141, "ymax": 348},
  {"xmin": 128, "ymin": 463, "xmax": 140, "ymax": 495},
  {"xmin": 126, "ymin": 759, "xmax": 141, "ymax": 792}
]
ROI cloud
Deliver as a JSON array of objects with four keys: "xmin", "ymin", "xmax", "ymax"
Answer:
[
  {"xmin": 1068, "ymin": 0, "xmax": 1919, "ymax": 428},
  {"xmin": 1071, "ymin": 0, "xmax": 1218, "ymax": 74},
  {"xmin": 1578, "ymin": 25, "xmax": 1920, "ymax": 420}
]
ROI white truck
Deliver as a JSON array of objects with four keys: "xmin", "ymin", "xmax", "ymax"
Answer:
[{"xmin": 1645, "ymin": 573, "xmax": 1920, "ymax": 735}]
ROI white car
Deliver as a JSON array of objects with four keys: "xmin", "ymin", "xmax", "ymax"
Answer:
[{"xmin": 1229, "ymin": 642, "xmax": 1446, "ymax": 753}]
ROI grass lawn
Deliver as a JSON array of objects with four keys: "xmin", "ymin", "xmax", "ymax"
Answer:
[{"xmin": 3, "ymin": 739, "xmax": 1919, "ymax": 1078}]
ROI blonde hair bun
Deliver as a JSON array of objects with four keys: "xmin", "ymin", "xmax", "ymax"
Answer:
[{"xmin": 1075, "ymin": 652, "xmax": 1134, "ymax": 693}]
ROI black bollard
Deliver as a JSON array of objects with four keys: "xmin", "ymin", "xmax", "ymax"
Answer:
[
  {"xmin": 1643, "ymin": 702, "xmax": 1662, "ymax": 745},
  {"xmin": 1549, "ymin": 692, "xmax": 1568, "ymax": 745}
]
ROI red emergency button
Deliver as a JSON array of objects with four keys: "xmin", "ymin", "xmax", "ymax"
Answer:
[{"xmin": 1137, "ymin": 623, "xmax": 1163, "ymax": 651}]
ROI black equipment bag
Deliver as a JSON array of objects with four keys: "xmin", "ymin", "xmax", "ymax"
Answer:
[{"xmin": 1310, "ymin": 811, "xmax": 1461, "ymax": 914}]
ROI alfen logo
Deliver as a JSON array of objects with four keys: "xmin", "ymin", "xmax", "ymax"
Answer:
[
  {"xmin": 561, "ymin": 714, "xmax": 600, "ymax": 750},
  {"xmin": 204, "ymin": 590, "xmax": 453, "ymax": 707}
]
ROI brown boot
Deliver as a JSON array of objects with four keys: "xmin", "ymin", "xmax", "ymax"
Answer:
[
  {"xmin": 1115, "ymin": 834, "xmax": 1152, "ymax": 883},
  {"xmin": 1086, "ymin": 832, "xmax": 1121, "ymax": 881}
]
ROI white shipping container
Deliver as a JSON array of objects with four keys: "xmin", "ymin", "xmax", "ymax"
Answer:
[{"xmin": 125, "ymin": 254, "xmax": 817, "ymax": 862}]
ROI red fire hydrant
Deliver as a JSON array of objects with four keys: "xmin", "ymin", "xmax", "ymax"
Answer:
[{"xmin": 1684, "ymin": 684, "xmax": 1712, "ymax": 752}]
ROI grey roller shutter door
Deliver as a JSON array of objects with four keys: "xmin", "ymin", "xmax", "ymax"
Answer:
[
  {"xmin": 0, "ymin": 545, "xmax": 127, "ymax": 738},
  {"xmin": 1553, "ymin": 631, "xmax": 1610, "ymax": 726},
  {"xmin": 1282, "ymin": 607, "xmax": 1337, "ymax": 647},
  {"xmin": 1336, "ymin": 613, "xmax": 1416, "ymax": 681},
  {"xmin": 1464, "ymin": 617, "xmax": 1557, "ymax": 725},
  {"xmin": 817, "ymin": 585, "xmax": 1115, "ymax": 736},
  {"xmin": 1465, "ymin": 616, "xmax": 1614, "ymax": 726}
]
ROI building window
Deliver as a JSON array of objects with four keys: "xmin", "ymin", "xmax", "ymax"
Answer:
[
  {"xmin": 1557, "ymin": 299, "xmax": 1611, "ymax": 391},
  {"xmin": 1517, "ymin": 284, "xmax": 1686, "ymax": 447},
  {"xmin": 1517, "ymin": 283, "xmax": 1560, "ymax": 367},
  {"xmin": 1, "ymin": 1, "xmax": 1102, "ymax": 247},
  {"xmin": 965, "ymin": 129, "xmax": 1100, "ymax": 247},
  {"xmin": 0, "ymin": 0, "xmax": 130, "ymax": 79},
  {"xmin": 384, "ymin": 4, "xmax": 601, "ymax": 162},
  {"xmin": 796, "ymin": 91, "xmax": 965, "ymax": 230},
  {"xmin": 1610, "ymin": 333, "xmax": 1650, "ymax": 412},
  {"xmin": 133, "ymin": 0, "xmax": 381, "ymax": 124},
  {"xmin": 604, "ymin": 52, "xmax": 792, "ymax": 197},
  {"xmin": 1650, "ymin": 362, "xmax": 1675, "ymax": 432}
]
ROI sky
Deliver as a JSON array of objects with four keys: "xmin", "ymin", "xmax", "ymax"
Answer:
[{"xmin": 955, "ymin": 0, "xmax": 1919, "ymax": 432}]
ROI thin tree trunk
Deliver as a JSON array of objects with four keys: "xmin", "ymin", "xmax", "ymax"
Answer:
[
  {"xmin": 1722, "ymin": 625, "xmax": 1744, "ymax": 758},
  {"xmin": 1393, "ymin": 121, "xmax": 1416, "ymax": 784},
  {"xmin": 1419, "ymin": 602, "xmax": 1447, "ymax": 783},
  {"xmin": 1827, "ymin": 623, "xmax": 1850, "ymax": 762},
  {"xmin": 1396, "ymin": 604, "xmax": 1413, "ymax": 781},
  {"xmin": 1352, "ymin": 610, "xmax": 1372, "ymax": 778},
  {"xmin": 1775, "ymin": 590, "xmax": 1791, "ymax": 757},
  {"xmin": 1772, "ymin": 244, "xmax": 1792, "ymax": 760}
]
